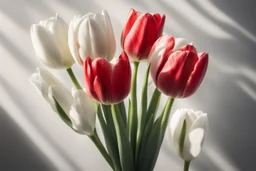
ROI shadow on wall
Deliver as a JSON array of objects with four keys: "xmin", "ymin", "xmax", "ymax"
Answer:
[
  {"xmin": 0, "ymin": 77, "xmax": 83, "ymax": 171},
  {"xmin": 0, "ymin": 107, "xmax": 56, "ymax": 171}
]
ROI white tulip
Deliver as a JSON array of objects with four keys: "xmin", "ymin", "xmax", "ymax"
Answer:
[
  {"xmin": 31, "ymin": 14, "xmax": 74, "ymax": 69},
  {"xmin": 173, "ymin": 38, "xmax": 193, "ymax": 51},
  {"xmin": 29, "ymin": 68, "xmax": 67, "ymax": 111},
  {"xmin": 169, "ymin": 109, "xmax": 208, "ymax": 161},
  {"xmin": 69, "ymin": 90, "xmax": 96, "ymax": 135},
  {"xmin": 49, "ymin": 87, "xmax": 96, "ymax": 135},
  {"xmin": 68, "ymin": 10, "xmax": 116, "ymax": 65}
]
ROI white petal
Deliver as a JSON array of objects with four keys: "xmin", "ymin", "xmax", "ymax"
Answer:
[
  {"xmin": 102, "ymin": 10, "xmax": 116, "ymax": 61},
  {"xmin": 69, "ymin": 90, "xmax": 96, "ymax": 135},
  {"xmin": 68, "ymin": 16, "xmax": 84, "ymax": 65},
  {"xmin": 48, "ymin": 85, "xmax": 73, "ymax": 115},
  {"xmin": 173, "ymin": 38, "xmax": 192, "ymax": 51},
  {"xmin": 78, "ymin": 17, "xmax": 108, "ymax": 60},
  {"xmin": 182, "ymin": 114, "xmax": 208, "ymax": 161},
  {"xmin": 149, "ymin": 36, "xmax": 170, "ymax": 81},
  {"xmin": 31, "ymin": 25, "xmax": 63, "ymax": 68},
  {"xmin": 49, "ymin": 14, "xmax": 74, "ymax": 67},
  {"xmin": 169, "ymin": 109, "xmax": 187, "ymax": 152}
]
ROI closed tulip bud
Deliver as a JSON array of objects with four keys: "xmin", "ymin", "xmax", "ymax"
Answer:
[
  {"xmin": 121, "ymin": 8, "xmax": 165, "ymax": 61},
  {"xmin": 169, "ymin": 109, "xmax": 208, "ymax": 161},
  {"xmin": 69, "ymin": 10, "xmax": 116, "ymax": 65},
  {"xmin": 50, "ymin": 87, "xmax": 96, "ymax": 135},
  {"xmin": 150, "ymin": 35, "xmax": 208, "ymax": 98},
  {"xmin": 29, "ymin": 68, "xmax": 68, "ymax": 111},
  {"xmin": 84, "ymin": 52, "xmax": 131, "ymax": 104},
  {"xmin": 31, "ymin": 14, "xmax": 74, "ymax": 69},
  {"xmin": 29, "ymin": 68, "xmax": 95, "ymax": 135}
]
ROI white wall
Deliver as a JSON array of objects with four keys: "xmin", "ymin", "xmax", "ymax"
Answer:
[{"xmin": 1, "ymin": 0, "xmax": 256, "ymax": 170}]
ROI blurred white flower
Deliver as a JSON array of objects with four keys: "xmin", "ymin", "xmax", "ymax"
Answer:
[
  {"xmin": 31, "ymin": 14, "xmax": 74, "ymax": 69},
  {"xmin": 169, "ymin": 108, "xmax": 208, "ymax": 161},
  {"xmin": 68, "ymin": 10, "xmax": 116, "ymax": 65}
]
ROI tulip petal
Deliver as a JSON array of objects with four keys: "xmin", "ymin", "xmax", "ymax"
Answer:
[
  {"xmin": 92, "ymin": 58, "xmax": 112, "ymax": 103},
  {"xmin": 111, "ymin": 52, "xmax": 131, "ymax": 103},
  {"xmin": 183, "ymin": 114, "xmax": 207, "ymax": 161},
  {"xmin": 102, "ymin": 10, "xmax": 116, "ymax": 61},
  {"xmin": 157, "ymin": 50, "xmax": 198, "ymax": 97},
  {"xmin": 84, "ymin": 57, "xmax": 97, "ymax": 100},
  {"xmin": 149, "ymin": 35, "xmax": 174, "ymax": 82},
  {"xmin": 69, "ymin": 16, "xmax": 86, "ymax": 65},
  {"xmin": 78, "ymin": 18, "xmax": 108, "ymax": 59},
  {"xmin": 69, "ymin": 90, "xmax": 96, "ymax": 135},
  {"xmin": 169, "ymin": 109, "xmax": 187, "ymax": 153},
  {"xmin": 31, "ymin": 25, "xmax": 63, "ymax": 68},
  {"xmin": 183, "ymin": 53, "xmax": 208, "ymax": 97},
  {"xmin": 48, "ymin": 85, "xmax": 73, "ymax": 115},
  {"xmin": 124, "ymin": 13, "xmax": 158, "ymax": 60},
  {"xmin": 121, "ymin": 8, "xmax": 139, "ymax": 47}
]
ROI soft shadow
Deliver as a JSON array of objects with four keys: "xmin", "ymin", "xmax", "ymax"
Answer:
[
  {"xmin": 1, "ymin": 77, "xmax": 83, "ymax": 171},
  {"xmin": 0, "ymin": 107, "xmax": 57, "ymax": 171}
]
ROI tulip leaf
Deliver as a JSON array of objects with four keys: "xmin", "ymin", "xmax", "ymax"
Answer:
[
  {"xmin": 52, "ymin": 97, "xmax": 72, "ymax": 127},
  {"xmin": 112, "ymin": 104, "xmax": 135, "ymax": 171},
  {"xmin": 118, "ymin": 101, "xmax": 127, "ymax": 128},
  {"xmin": 147, "ymin": 88, "xmax": 161, "ymax": 120},
  {"xmin": 179, "ymin": 120, "xmax": 187, "ymax": 156},
  {"xmin": 137, "ymin": 98, "xmax": 175, "ymax": 171},
  {"xmin": 97, "ymin": 105, "xmax": 122, "ymax": 171}
]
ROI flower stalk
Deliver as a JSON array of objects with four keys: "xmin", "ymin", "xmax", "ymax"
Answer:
[
  {"xmin": 66, "ymin": 68, "xmax": 82, "ymax": 90},
  {"xmin": 128, "ymin": 61, "xmax": 139, "ymax": 155},
  {"xmin": 89, "ymin": 130, "xmax": 114, "ymax": 170},
  {"xmin": 184, "ymin": 161, "xmax": 191, "ymax": 171}
]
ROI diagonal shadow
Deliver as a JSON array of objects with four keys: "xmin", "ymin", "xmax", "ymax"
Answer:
[
  {"xmin": 0, "ymin": 77, "xmax": 83, "ymax": 171},
  {"xmin": 0, "ymin": 107, "xmax": 57, "ymax": 171}
]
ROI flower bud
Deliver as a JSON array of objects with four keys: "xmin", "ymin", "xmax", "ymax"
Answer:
[
  {"xmin": 169, "ymin": 109, "xmax": 208, "ymax": 161},
  {"xmin": 150, "ymin": 35, "xmax": 208, "ymax": 98},
  {"xmin": 84, "ymin": 52, "xmax": 131, "ymax": 104},
  {"xmin": 69, "ymin": 10, "xmax": 116, "ymax": 65},
  {"xmin": 31, "ymin": 14, "xmax": 74, "ymax": 69},
  {"xmin": 29, "ymin": 68, "xmax": 95, "ymax": 135},
  {"xmin": 121, "ymin": 8, "xmax": 165, "ymax": 61}
]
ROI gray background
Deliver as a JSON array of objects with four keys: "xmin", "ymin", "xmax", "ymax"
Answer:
[{"xmin": 0, "ymin": 0, "xmax": 256, "ymax": 171}]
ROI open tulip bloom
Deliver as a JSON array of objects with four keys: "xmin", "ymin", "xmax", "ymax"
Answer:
[{"xmin": 29, "ymin": 8, "xmax": 209, "ymax": 171}]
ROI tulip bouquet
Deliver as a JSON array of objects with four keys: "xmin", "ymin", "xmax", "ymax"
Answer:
[{"xmin": 29, "ymin": 9, "xmax": 208, "ymax": 171}]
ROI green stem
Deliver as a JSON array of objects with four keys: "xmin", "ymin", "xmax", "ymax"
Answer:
[
  {"xmin": 66, "ymin": 68, "xmax": 82, "ymax": 90},
  {"xmin": 128, "ymin": 61, "xmax": 139, "ymax": 155},
  {"xmin": 89, "ymin": 130, "xmax": 114, "ymax": 170},
  {"xmin": 184, "ymin": 161, "xmax": 191, "ymax": 171}
]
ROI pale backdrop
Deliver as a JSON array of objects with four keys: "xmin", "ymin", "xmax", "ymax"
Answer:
[{"xmin": 1, "ymin": 0, "xmax": 256, "ymax": 171}]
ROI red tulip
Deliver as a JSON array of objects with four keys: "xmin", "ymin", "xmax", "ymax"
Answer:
[
  {"xmin": 150, "ymin": 35, "xmax": 208, "ymax": 98},
  {"xmin": 121, "ymin": 8, "xmax": 165, "ymax": 61},
  {"xmin": 84, "ymin": 52, "xmax": 131, "ymax": 104}
]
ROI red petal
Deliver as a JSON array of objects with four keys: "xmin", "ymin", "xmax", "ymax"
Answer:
[
  {"xmin": 124, "ymin": 13, "xmax": 159, "ymax": 60},
  {"xmin": 157, "ymin": 50, "xmax": 198, "ymax": 97},
  {"xmin": 179, "ymin": 45, "xmax": 197, "ymax": 53},
  {"xmin": 149, "ymin": 35, "xmax": 175, "ymax": 82},
  {"xmin": 93, "ymin": 76, "xmax": 104, "ymax": 102},
  {"xmin": 121, "ymin": 9, "xmax": 140, "ymax": 48},
  {"xmin": 84, "ymin": 57, "xmax": 97, "ymax": 99},
  {"xmin": 183, "ymin": 53, "xmax": 208, "ymax": 97},
  {"xmin": 92, "ymin": 58, "xmax": 112, "ymax": 103},
  {"xmin": 157, "ymin": 15, "xmax": 166, "ymax": 37},
  {"xmin": 111, "ymin": 52, "xmax": 131, "ymax": 103}
]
